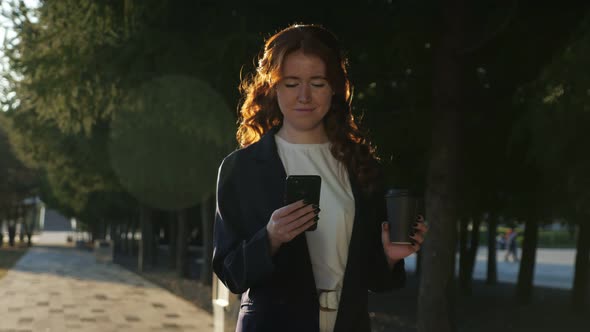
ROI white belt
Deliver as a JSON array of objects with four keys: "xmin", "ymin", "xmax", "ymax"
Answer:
[{"xmin": 318, "ymin": 289, "xmax": 341, "ymax": 312}]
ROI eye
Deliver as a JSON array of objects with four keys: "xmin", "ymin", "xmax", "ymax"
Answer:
[
  {"xmin": 311, "ymin": 80, "xmax": 328, "ymax": 88},
  {"xmin": 281, "ymin": 79, "xmax": 299, "ymax": 88}
]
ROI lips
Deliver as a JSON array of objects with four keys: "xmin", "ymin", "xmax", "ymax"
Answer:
[{"xmin": 294, "ymin": 108, "xmax": 314, "ymax": 112}]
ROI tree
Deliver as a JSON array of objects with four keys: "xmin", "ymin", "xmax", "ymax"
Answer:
[
  {"xmin": 0, "ymin": 114, "xmax": 38, "ymax": 245},
  {"xmin": 1, "ymin": 0, "xmax": 134, "ymax": 228},
  {"xmin": 517, "ymin": 11, "xmax": 590, "ymax": 308},
  {"xmin": 109, "ymin": 75, "xmax": 235, "ymax": 275}
]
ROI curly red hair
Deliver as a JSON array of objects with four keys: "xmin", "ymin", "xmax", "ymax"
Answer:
[{"xmin": 237, "ymin": 24, "xmax": 381, "ymax": 193}]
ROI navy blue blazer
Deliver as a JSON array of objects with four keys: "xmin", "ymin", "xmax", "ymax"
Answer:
[{"xmin": 212, "ymin": 126, "xmax": 405, "ymax": 332}]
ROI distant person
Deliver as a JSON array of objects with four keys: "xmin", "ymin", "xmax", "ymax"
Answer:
[
  {"xmin": 504, "ymin": 228, "xmax": 519, "ymax": 262},
  {"xmin": 212, "ymin": 24, "xmax": 428, "ymax": 332},
  {"xmin": 496, "ymin": 233, "xmax": 506, "ymax": 250}
]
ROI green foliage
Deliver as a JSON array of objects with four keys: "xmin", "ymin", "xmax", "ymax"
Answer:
[
  {"xmin": 0, "ymin": 113, "xmax": 38, "ymax": 211},
  {"xmin": 3, "ymin": 0, "xmax": 126, "ymax": 135},
  {"xmin": 1, "ymin": 0, "xmax": 246, "ymax": 220},
  {"xmin": 351, "ymin": 2, "xmax": 435, "ymax": 193},
  {"xmin": 1, "ymin": 95, "xmax": 121, "ymax": 214},
  {"xmin": 1, "ymin": 0, "xmax": 132, "ymax": 220},
  {"xmin": 109, "ymin": 75, "xmax": 234, "ymax": 210},
  {"xmin": 2, "ymin": 0, "xmax": 589, "ymax": 231},
  {"xmin": 516, "ymin": 12, "xmax": 590, "ymax": 217},
  {"xmin": 536, "ymin": 229, "xmax": 577, "ymax": 248},
  {"xmin": 456, "ymin": 3, "xmax": 590, "ymax": 219}
]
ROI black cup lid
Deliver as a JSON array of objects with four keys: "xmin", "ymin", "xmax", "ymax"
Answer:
[{"xmin": 385, "ymin": 188, "xmax": 410, "ymax": 197}]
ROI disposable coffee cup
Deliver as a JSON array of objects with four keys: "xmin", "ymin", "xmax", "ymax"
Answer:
[{"xmin": 385, "ymin": 189, "xmax": 415, "ymax": 244}]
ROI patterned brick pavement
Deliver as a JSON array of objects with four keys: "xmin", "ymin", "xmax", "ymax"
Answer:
[{"xmin": 0, "ymin": 246, "xmax": 213, "ymax": 332}]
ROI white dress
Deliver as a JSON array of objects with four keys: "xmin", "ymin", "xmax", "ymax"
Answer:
[{"xmin": 275, "ymin": 135, "xmax": 355, "ymax": 332}]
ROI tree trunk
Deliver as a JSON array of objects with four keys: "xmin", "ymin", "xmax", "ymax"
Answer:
[
  {"xmin": 458, "ymin": 218, "xmax": 469, "ymax": 291},
  {"xmin": 151, "ymin": 222, "xmax": 159, "ymax": 266},
  {"xmin": 463, "ymin": 217, "xmax": 481, "ymax": 294},
  {"xmin": 486, "ymin": 216, "xmax": 498, "ymax": 284},
  {"xmin": 19, "ymin": 222, "xmax": 25, "ymax": 243},
  {"xmin": 131, "ymin": 221, "xmax": 139, "ymax": 257},
  {"xmin": 28, "ymin": 204, "xmax": 37, "ymax": 246},
  {"xmin": 89, "ymin": 220, "xmax": 100, "ymax": 242},
  {"xmin": 8, "ymin": 222, "xmax": 16, "ymax": 246},
  {"xmin": 200, "ymin": 194, "xmax": 214, "ymax": 285},
  {"xmin": 138, "ymin": 205, "xmax": 153, "ymax": 272},
  {"xmin": 169, "ymin": 211, "xmax": 177, "ymax": 269},
  {"xmin": 176, "ymin": 208, "xmax": 188, "ymax": 278},
  {"xmin": 459, "ymin": 218, "xmax": 481, "ymax": 295},
  {"xmin": 123, "ymin": 222, "xmax": 130, "ymax": 255},
  {"xmin": 572, "ymin": 220, "xmax": 590, "ymax": 310},
  {"xmin": 0, "ymin": 219, "xmax": 4, "ymax": 247},
  {"xmin": 101, "ymin": 219, "xmax": 108, "ymax": 240},
  {"xmin": 110, "ymin": 223, "xmax": 118, "ymax": 254},
  {"xmin": 516, "ymin": 217, "xmax": 539, "ymax": 304},
  {"xmin": 417, "ymin": 1, "xmax": 465, "ymax": 329}
]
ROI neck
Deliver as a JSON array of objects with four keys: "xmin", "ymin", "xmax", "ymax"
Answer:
[{"xmin": 277, "ymin": 124, "xmax": 329, "ymax": 144}]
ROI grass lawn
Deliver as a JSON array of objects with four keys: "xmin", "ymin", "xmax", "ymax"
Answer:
[{"xmin": 0, "ymin": 245, "xmax": 28, "ymax": 280}]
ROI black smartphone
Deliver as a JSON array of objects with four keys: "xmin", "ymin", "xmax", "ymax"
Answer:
[{"xmin": 284, "ymin": 175, "xmax": 321, "ymax": 231}]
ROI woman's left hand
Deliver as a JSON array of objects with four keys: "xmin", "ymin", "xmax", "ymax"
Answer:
[{"xmin": 381, "ymin": 215, "xmax": 428, "ymax": 268}]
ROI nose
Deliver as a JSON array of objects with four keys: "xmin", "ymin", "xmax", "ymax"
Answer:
[{"xmin": 297, "ymin": 85, "xmax": 311, "ymax": 103}]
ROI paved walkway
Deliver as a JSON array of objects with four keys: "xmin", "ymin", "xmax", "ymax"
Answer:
[
  {"xmin": 0, "ymin": 246, "xmax": 213, "ymax": 332},
  {"xmin": 1, "ymin": 238, "xmax": 576, "ymax": 332}
]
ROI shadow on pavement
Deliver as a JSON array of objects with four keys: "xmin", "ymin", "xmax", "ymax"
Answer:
[{"xmin": 5, "ymin": 244, "xmax": 158, "ymax": 289}]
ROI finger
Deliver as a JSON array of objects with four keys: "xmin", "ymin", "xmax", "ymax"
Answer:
[
  {"xmin": 381, "ymin": 222, "xmax": 390, "ymax": 244},
  {"xmin": 413, "ymin": 219, "xmax": 428, "ymax": 233},
  {"xmin": 284, "ymin": 204, "xmax": 320, "ymax": 221},
  {"xmin": 290, "ymin": 217, "xmax": 318, "ymax": 237},
  {"xmin": 275, "ymin": 199, "xmax": 309, "ymax": 218},
  {"xmin": 410, "ymin": 231, "xmax": 424, "ymax": 245},
  {"xmin": 285, "ymin": 211, "xmax": 319, "ymax": 233},
  {"xmin": 418, "ymin": 215, "xmax": 430, "ymax": 229},
  {"xmin": 410, "ymin": 223, "xmax": 428, "ymax": 235},
  {"xmin": 282, "ymin": 204, "xmax": 318, "ymax": 226}
]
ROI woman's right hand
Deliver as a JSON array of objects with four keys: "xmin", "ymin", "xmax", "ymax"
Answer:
[{"xmin": 266, "ymin": 199, "xmax": 320, "ymax": 255}]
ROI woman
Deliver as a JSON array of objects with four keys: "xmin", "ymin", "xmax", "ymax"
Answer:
[{"xmin": 212, "ymin": 24, "xmax": 427, "ymax": 332}]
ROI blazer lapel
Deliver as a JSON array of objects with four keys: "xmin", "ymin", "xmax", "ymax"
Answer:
[{"xmin": 252, "ymin": 126, "xmax": 287, "ymax": 210}]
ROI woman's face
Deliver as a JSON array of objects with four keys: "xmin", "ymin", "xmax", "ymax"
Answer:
[{"xmin": 275, "ymin": 50, "xmax": 334, "ymax": 134}]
